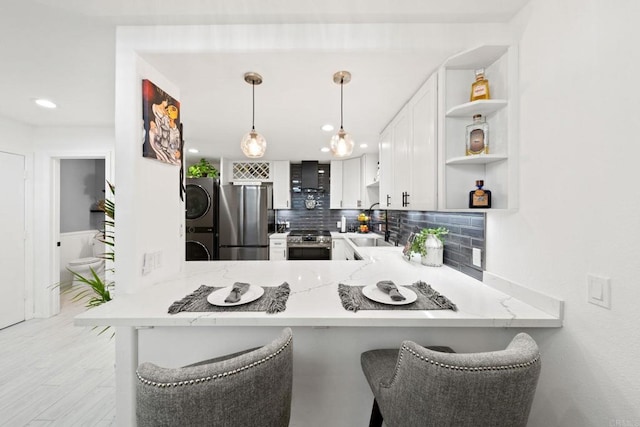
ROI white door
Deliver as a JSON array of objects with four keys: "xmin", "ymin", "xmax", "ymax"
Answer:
[{"xmin": 0, "ymin": 152, "xmax": 26, "ymax": 329}]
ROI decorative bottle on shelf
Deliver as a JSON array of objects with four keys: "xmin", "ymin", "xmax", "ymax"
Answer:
[
  {"xmin": 466, "ymin": 114, "xmax": 489, "ymax": 155},
  {"xmin": 469, "ymin": 180, "xmax": 492, "ymax": 208},
  {"xmin": 470, "ymin": 68, "xmax": 490, "ymax": 101}
]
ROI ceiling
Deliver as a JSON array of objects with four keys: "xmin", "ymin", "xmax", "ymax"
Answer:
[{"xmin": 2, "ymin": 0, "xmax": 529, "ymax": 163}]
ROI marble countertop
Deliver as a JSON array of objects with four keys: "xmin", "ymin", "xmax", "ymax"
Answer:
[{"xmin": 75, "ymin": 240, "xmax": 562, "ymax": 329}]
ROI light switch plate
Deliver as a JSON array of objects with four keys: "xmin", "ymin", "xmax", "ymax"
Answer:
[
  {"xmin": 587, "ymin": 274, "xmax": 611, "ymax": 309},
  {"xmin": 472, "ymin": 248, "xmax": 482, "ymax": 267}
]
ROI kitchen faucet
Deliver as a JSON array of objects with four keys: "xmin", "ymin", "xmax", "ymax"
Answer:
[
  {"xmin": 365, "ymin": 202, "xmax": 391, "ymax": 242},
  {"xmin": 366, "ymin": 202, "xmax": 379, "ymax": 218}
]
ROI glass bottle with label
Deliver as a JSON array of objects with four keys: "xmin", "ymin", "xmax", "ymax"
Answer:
[
  {"xmin": 470, "ymin": 68, "xmax": 490, "ymax": 101},
  {"xmin": 466, "ymin": 114, "xmax": 489, "ymax": 155},
  {"xmin": 469, "ymin": 180, "xmax": 491, "ymax": 208}
]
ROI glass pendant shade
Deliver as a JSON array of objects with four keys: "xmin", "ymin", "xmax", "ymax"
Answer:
[
  {"xmin": 330, "ymin": 70, "xmax": 354, "ymax": 157},
  {"xmin": 240, "ymin": 129, "xmax": 266, "ymax": 158},
  {"xmin": 330, "ymin": 128, "xmax": 354, "ymax": 157},
  {"xmin": 241, "ymin": 72, "xmax": 266, "ymax": 158}
]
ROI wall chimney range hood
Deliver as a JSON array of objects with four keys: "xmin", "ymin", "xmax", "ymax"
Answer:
[{"xmin": 301, "ymin": 161, "xmax": 320, "ymax": 192}]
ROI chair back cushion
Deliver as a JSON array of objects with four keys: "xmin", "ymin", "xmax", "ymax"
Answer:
[
  {"xmin": 378, "ymin": 333, "xmax": 541, "ymax": 427},
  {"xmin": 136, "ymin": 328, "xmax": 293, "ymax": 427}
]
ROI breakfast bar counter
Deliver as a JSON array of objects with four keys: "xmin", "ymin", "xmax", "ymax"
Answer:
[{"xmin": 75, "ymin": 246, "xmax": 562, "ymax": 426}]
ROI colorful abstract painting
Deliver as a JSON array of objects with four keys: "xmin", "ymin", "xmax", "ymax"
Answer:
[{"xmin": 142, "ymin": 79, "xmax": 181, "ymax": 165}]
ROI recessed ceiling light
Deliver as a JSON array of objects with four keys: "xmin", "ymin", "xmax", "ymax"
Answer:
[
  {"xmin": 35, "ymin": 99, "xmax": 57, "ymax": 109},
  {"xmin": 359, "ymin": 143, "xmax": 368, "ymax": 148},
  {"xmin": 188, "ymin": 148, "xmax": 199, "ymax": 154},
  {"xmin": 320, "ymin": 147, "xmax": 330, "ymax": 153},
  {"xmin": 321, "ymin": 124, "xmax": 334, "ymax": 132}
]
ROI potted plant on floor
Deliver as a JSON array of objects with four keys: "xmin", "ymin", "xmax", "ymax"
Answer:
[
  {"xmin": 187, "ymin": 158, "xmax": 219, "ymax": 178},
  {"xmin": 410, "ymin": 227, "xmax": 449, "ymax": 267}
]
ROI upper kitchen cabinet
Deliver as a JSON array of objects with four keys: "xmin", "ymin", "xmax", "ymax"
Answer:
[
  {"xmin": 378, "ymin": 73, "xmax": 438, "ymax": 211},
  {"xmin": 272, "ymin": 160, "xmax": 291, "ymax": 209},
  {"xmin": 360, "ymin": 153, "xmax": 379, "ymax": 208},
  {"xmin": 437, "ymin": 45, "xmax": 518, "ymax": 211},
  {"xmin": 330, "ymin": 158, "xmax": 362, "ymax": 209}
]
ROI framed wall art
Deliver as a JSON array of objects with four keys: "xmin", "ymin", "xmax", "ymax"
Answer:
[{"xmin": 142, "ymin": 79, "xmax": 181, "ymax": 166}]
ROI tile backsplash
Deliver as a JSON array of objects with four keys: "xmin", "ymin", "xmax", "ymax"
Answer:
[{"xmin": 275, "ymin": 163, "xmax": 485, "ymax": 280}]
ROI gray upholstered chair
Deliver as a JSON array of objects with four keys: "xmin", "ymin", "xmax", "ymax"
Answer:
[
  {"xmin": 136, "ymin": 327, "xmax": 293, "ymax": 427},
  {"xmin": 361, "ymin": 333, "xmax": 541, "ymax": 427}
]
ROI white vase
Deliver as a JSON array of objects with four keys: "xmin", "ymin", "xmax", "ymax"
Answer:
[{"xmin": 421, "ymin": 234, "xmax": 444, "ymax": 267}]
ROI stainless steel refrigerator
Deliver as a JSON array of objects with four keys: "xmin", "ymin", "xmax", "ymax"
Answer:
[{"xmin": 218, "ymin": 184, "xmax": 272, "ymax": 260}]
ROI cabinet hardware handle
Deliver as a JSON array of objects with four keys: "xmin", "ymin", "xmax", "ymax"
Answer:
[
  {"xmin": 386, "ymin": 194, "xmax": 391, "ymax": 207},
  {"xmin": 405, "ymin": 192, "xmax": 410, "ymax": 206}
]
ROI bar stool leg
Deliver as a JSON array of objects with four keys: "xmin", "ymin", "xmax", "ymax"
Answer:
[{"xmin": 369, "ymin": 398, "xmax": 383, "ymax": 427}]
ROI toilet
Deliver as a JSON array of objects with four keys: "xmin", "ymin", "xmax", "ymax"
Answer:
[{"xmin": 67, "ymin": 232, "xmax": 106, "ymax": 287}]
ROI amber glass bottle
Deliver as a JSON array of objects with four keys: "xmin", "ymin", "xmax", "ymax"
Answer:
[
  {"xmin": 470, "ymin": 69, "xmax": 490, "ymax": 101},
  {"xmin": 469, "ymin": 180, "xmax": 491, "ymax": 208},
  {"xmin": 466, "ymin": 114, "xmax": 489, "ymax": 155}
]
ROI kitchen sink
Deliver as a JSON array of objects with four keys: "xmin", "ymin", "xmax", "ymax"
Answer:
[{"xmin": 349, "ymin": 237, "xmax": 393, "ymax": 247}]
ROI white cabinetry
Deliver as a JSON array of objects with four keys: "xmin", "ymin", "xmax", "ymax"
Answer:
[
  {"xmin": 269, "ymin": 236, "xmax": 287, "ymax": 260},
  {"xmin": 378, "ymin": 73, "xmax": 438, "ymax": 211},
  {"xmin": 272, "ymin": 160, "xmax": 291, "ymax": 209},
  {"xmin": 438, "ymin": 45, "xmax": 518, "ymax": 210},
  {"xmin": 360, "ymin": 153, "xmax": 379, "ymax": 208},
  {"xmin": 332, "ymin": 238, "xmax": 354, "ymax": 260},
  {"xmin": 391, "ymin": 112, "xmax": 411, "ymax": 210},
  {"xmin": 409, "ymin": 75, "xmax": 438, "ymax": 210},
  {"xmin": 331, "ymin": 238, "xmax": 346, "ymax": 260},
  {"xmin": 330, "ymin": 158, "xmax": 362, "ymax": 209},
  {"xmin": 378, "ymin": 127, "xmax": 393, "ymax": 208}
]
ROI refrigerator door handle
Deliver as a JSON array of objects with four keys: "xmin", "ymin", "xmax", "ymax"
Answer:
[{"xmin": 238, "ymin": 186, "xmax": 244, "ymax": 245}]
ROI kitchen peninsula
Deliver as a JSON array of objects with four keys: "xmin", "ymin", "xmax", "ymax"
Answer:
[{"xmin": 76, "ymin": 236, "xmax": 562, "ymax": 426}]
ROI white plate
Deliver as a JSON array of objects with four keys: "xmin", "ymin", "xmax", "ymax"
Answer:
[
  {"xmin": 207, "ymin": 285, "xmax": 265, "ymax": 307},
  {"xmin": 362, "ymin": 284, "xmax": 417, "ymax": 306}
]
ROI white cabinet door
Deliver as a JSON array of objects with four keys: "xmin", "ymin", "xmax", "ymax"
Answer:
[
  {"xmin": 361, "ymin": 153, "xmax": 379, "ymax": 208},
  {"xmin": 342, "ymin": 157, "xmax": 361, "ymax": 209},
  {"xmin": 331, "ymin": 158, "xmax": 361, "ymax": 209},
  {"xmin": 332, "ymin": 239, "xmax": 346, "ymax": 260},
  {"xmin": 378, "ymin": 127, "xmax": 393, "ymax": 209},
  {"xmin": 269, "ymin": 239, "xmax": 287, "ymax": 260},
  {"xmin": 391, "ymin": 112, "xmax": 411, "ymax": 209},
  {"xmin": 409, "ymin": 74, "xmax": 438, "ymax": 210},
  {"xmin": 330, "ymin": 160, "xmax": 343, "ymax": 209},
  {"xmin": 272, "ymin": 161, "xmax": 291, "ymax": 209}
]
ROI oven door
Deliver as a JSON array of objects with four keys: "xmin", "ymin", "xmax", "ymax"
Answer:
[{"xmin": 287, "ymin": 245, "xmax": 332, "ymax": 260}]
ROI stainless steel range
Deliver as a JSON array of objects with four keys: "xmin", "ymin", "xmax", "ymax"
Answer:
[{"xmin": 286, "ymin": 230, "xmax": 332, "ymax": 260}]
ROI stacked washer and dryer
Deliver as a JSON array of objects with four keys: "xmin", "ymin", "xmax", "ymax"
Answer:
[{"xmin": 185, "ymin": 178, "xmax": 218, "ymax": 261}]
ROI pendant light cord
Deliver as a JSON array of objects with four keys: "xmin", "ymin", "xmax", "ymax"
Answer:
[
  {"xmin": 252, "ymin": 81, "xmax": 256, "ymax": 131},
  {"xmin": 340, "ymin": 78, "xmax": 344, "ymax": 131}
]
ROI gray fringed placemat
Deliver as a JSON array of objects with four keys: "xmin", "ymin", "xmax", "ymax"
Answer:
[
  {"xmin": 168, "ymin": 282, "xmax": 290, "ymax": 314},
  {"xmin": 338, "ymin": 281, "xmax": 457, "ymax": 313}
]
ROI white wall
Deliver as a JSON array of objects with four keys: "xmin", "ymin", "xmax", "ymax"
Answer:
[
  {"xmin": 60, "ymin": 159, "xmax": 105, "ymax": 232},
  {"xmin": 114, "ymin": 41, "xmax": 186, "ymax": 294},
  {"xmin": 485, "ymin": 1, "xmax": 640, "ymax": 425}
]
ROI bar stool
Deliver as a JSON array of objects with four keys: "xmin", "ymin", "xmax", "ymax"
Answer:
[
  {"xmin": 136, "ymin": 328, "xmax": 293, "ymax": 427},
  {"xmin": 360, "ymin": 333, "xmax": 541, "ymax": 427}
]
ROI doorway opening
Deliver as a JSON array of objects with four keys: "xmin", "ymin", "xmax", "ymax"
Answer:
[{"xmin": 46, "ymin": 152, "xmax": 112, "ymax": 317}]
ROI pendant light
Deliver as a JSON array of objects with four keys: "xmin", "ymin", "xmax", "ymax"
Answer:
[
  {"xmin": 240, "ymin": 72, "xmax": 266, "ymax": 158},
  {"xmin": 330, "ymin": 70, "xmax": 354, "ymax": 157}
]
